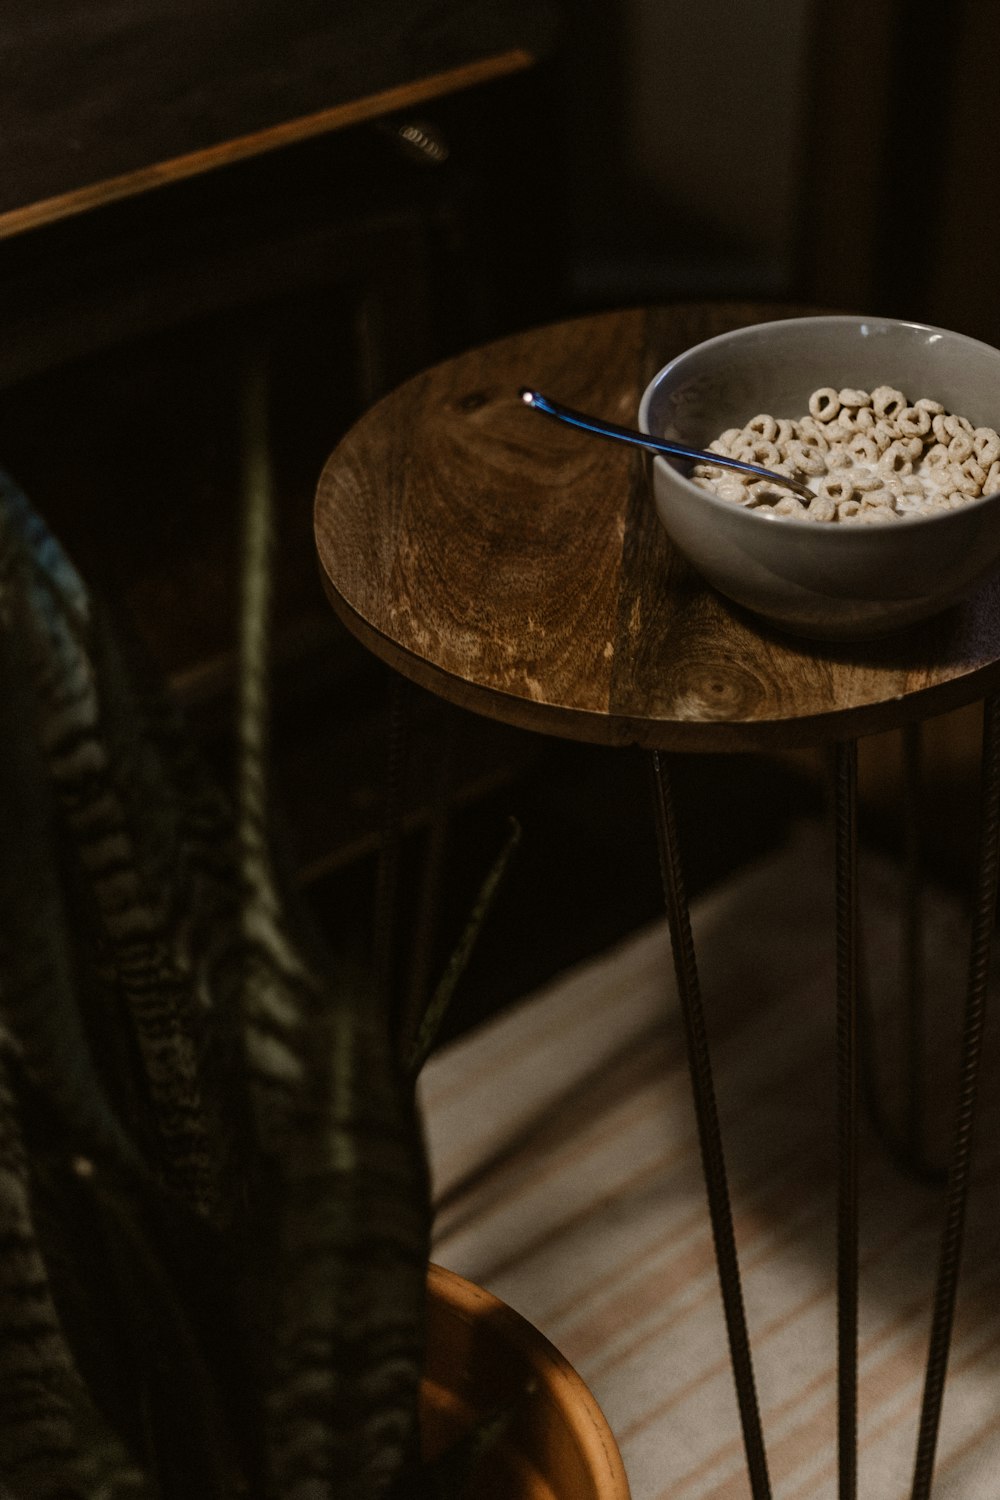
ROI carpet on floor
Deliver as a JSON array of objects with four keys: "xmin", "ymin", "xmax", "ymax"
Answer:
[{"xmin": 419, "ymin": 820, "xmax": 1000, "ymax": 1500}]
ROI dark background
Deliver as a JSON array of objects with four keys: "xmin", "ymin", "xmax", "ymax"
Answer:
[{"xmin": 1, "ymin": 0, "xmax": 994, "ymax": 1041}]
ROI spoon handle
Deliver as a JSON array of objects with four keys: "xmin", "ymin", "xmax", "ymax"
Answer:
[{"xmin": 519, "ymin": 389, "xmax": 814, "ymax": 502}]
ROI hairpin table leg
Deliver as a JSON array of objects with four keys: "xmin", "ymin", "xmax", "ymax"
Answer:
[
  {"xmin": 910, "ymin": 692, "xmax": 1000, "ymax": 1499},
  {"xmin": 401, "ymin": 704, "xmax": 457, "ymax": 1048},
  {"xmin": 374, "ymin": 671, "xmax": 411, "ymax": 1015},
  {"xmin": 901, "ymin": 720, "xmax": 927, "ymax": 1166},
  {"xmin": 834, "ymin": 740, "xmax": 859, "ymax": 1500},
  {"xmin": 650, "ymin": 751, "xmax": 772, "ymax": 1500}
]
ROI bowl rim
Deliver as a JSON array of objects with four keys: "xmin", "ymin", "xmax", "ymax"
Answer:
[{"xmin": 637, "ymin": 313, "xmax": 1000, "ymax": 538}]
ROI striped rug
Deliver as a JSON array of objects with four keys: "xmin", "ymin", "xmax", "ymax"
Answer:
[{"xmin": 419, "ymin": 823, "xmax": 1000, "ymax": 1499}]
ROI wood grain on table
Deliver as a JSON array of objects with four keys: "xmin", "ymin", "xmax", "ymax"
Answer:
[{"xmin": 315, "ymin": 304, "xmax": 1000, "ymax": 752}]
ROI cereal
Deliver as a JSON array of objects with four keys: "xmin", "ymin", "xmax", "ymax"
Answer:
[
  {"xmin": 807, "ymin": 494, "xmax": 837, "ymax": 522},
  {"xmin": 947, "ymin": 431, "xmax": 975, "ymax": 463},
  {"xmin": 746, "ymin": 414, "xmax": 778, "ymax": 441},
  {"xmin": 975, "ymin": 428, "xmax": 1000, "ymax": 466},
  {"xmin": 869, "ymin": 423, "xmax": 896, "ymax": 456},
  {"xmin": 797, "ymin": 417, "xmax": 830, "ymax": 447},
  {"xmin": 809, "ymin": 387, "xmax": 841, "ymax": 422},
  {"xmin": 848, "ymin": 433, "xmax": 879, "ymax": 465},
  {"xmin": 737, "ymin": 438, "xmax": 781, "ymax": 468},
  {"xmin": 691, "ymin": 387, "xmax": 1000, "ymax": 523},
  {"xmin": 923, "ymin": 443, "xmax": 950, "ymax": 468},
  {"xmin": 880, "ymin": 442, "xmax": 913, "ymax": 476},
  {"xmin": 872, "ymin": 385, "xmax": 906, "ymax": 420},
  {"xmin": 897, "ymin": 405, "xmax": 932, "ymax": 438},
  {"xmin": 819, "ymin": 475, "xmax": 855, "ymax": 504},
  {"xmin": 837, "ymin": 405, "xmax": 876, "ymax": 434},
  {"xmin": 715, "ymin": 479, "xmax": 752, "ymax": 504},
  {"xmin": 784, "ymin": 440, "xmax": 826, "ymax": 476},
  {"xmin": 826, "ymin": 444, "xmax": 854, "ymax": 470}
]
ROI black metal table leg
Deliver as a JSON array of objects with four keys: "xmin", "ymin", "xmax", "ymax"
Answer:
[
  {"xmin": 901, "ymin": 721, "xmax": 927, "ymax": 1166},
  {"xmin": 910, "ymin": 692, "xmax": 1000, "ymax": 1499},
  {"xmin": 834, "ymin": 740, "xmax": 859, "ymax": 1500},
  {"xmin": 650, "ymin": 751, "xmax": 772, "ymax": 1500},
  {"xmin": 401, "ymin": 705, "xmax": 457, "ymax": 1048},
  {"xmin": 374, "ymin": 671, "xmax": 411, "ymax": 1015}
]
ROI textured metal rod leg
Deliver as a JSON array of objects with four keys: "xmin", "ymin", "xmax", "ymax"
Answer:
[
  {"xmin": 400, "ymin": 706, "xmax": 457, "ymax": 1052},
  {"xmin": 374, "ymin": 672, "xmax": 411, "ymax": 1015},
  {"xmin": 910, "ymin": 693, "xmax": 1000, "ymax": 1500},
  {"xmin": 834, "ymin": 740, "xmax": 860, "ymax": 1500},
  {"xmin": 901, "ymin": 721, "xmax": 927, "ymax": 1162},
  {"xmin": 650, "ymin": 752, "xmax": 772, "ymax": 1500}
]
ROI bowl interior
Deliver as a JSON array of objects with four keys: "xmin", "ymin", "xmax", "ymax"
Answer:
[{"xmin": 640, "ymin": 315, "xmax": 1000, "ymax": 465}]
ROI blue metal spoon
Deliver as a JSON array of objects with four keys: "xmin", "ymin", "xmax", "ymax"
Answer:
[{"xmin": 519, "ymin": 388, "xmax": 815, "ymax": 502}]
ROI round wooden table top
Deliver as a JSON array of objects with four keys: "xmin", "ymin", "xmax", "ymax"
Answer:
[{"xmin": 314, "ymin": 302, "xmax": 1000, "ymax": 752}]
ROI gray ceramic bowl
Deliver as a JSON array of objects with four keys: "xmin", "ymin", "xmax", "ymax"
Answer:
[{"xmin": 638, "ymin": 315, "xmax": 1000, "ymax": 639}]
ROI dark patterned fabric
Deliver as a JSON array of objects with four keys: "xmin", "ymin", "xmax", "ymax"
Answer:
[{"xmin": 0, "ymin": 467, "xmax": 429, "ymax": 1499}]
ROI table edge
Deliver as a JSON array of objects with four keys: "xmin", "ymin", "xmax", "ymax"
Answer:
[{"xmin": 318, "ymin": 569, "xmax": 1000, "ymax": 751}]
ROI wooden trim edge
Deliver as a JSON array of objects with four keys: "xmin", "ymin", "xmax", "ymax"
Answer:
[{"xmin": 0, "ymin": 47, "xmax": 536, "ymax": 241}]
